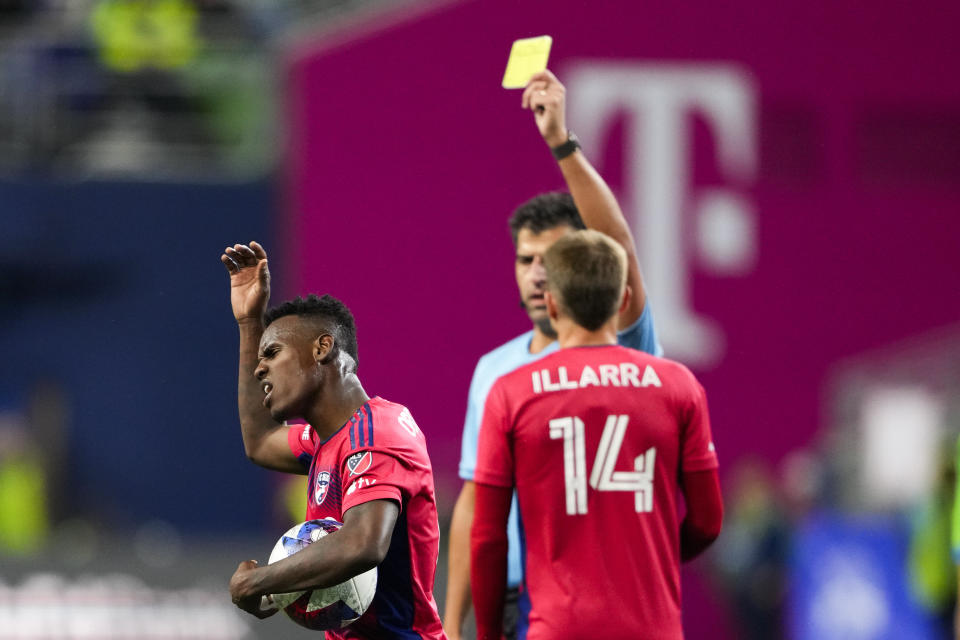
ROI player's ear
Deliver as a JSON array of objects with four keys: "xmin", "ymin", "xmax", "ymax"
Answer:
[
  {"xmin": 314, "ymin": 334, "xmax": 336, "ymax": 364},
  {"xmin": 619, "ymin": 285, "xmax": 632, "ymax": 315},
  {"xmin": 545, "ymin": 290, "xmax": 560, "ymax": 322}
]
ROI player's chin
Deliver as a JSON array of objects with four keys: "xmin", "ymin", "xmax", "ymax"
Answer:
[
  {"xmin": 525, "ymin": 304, "xmax": 548, "ymax": 322},
  {"xmin": 268, "ymin": 404, "xmax": 291, "ymax": 423}
]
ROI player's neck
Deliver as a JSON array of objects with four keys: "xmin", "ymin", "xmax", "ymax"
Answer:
[
  {"xmin": 554, "ymin": 317, "xmax": 618, "ymax": 349},
  {"xmin": 305, "ymin": 375, "xmax": 371, "ymax": 440}
]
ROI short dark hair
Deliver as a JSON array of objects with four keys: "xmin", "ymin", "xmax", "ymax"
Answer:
[
  {"xmin": 508, "ymin": 192, "xmax": 585, "ymax": 246},
  {"xmin": 543, "ymin": 230, "xmax": 627, "ymax": 331},
  {"xmin": 264, "ymin": 294, "xmax": 359, "ymax": 367}
]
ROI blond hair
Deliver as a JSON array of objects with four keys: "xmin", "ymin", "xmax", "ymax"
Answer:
[{"xmin": 543, "ymin": 229, "xmax": 627, "ymax": 331}]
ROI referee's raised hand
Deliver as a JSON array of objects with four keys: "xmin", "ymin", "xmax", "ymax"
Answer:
[
  {"xmin": 221, "ymin": 241, "xmax": 271, "ymax": 324},
  {"xmin": 522, "ymin": 69, "xmax": 568, "ymax": 148}
]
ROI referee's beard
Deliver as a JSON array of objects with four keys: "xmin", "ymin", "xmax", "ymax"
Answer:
[{"xmin": 521, "ymin": 298, "xmax": 558, "ymax": 339}]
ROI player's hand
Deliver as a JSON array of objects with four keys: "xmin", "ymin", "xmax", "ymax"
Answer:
[
  {"xmin": 221, "ymin": 241, "xmax": 270, "ymax": 324},
  {"xmin": 229, "ymin": 560, "xmax": 277, "ymax": 619},
  {"xmin": 522, "ymin": 69, "xmax": 568, "ymax": 148}
]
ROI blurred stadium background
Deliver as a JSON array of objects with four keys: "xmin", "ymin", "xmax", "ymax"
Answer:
[{"xmin": 1, "ymin": 1, "xmax": 959, "ymax": 638}]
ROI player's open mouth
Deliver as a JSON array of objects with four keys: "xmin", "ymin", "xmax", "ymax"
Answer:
[{"xmin": 262, "ymin": 382, "xmax": 274, "ymax": 406}]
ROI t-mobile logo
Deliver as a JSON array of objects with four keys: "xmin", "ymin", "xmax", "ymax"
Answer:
[{"xmin": 566, "ymin": 64, "xmax": 757, "ymax": 367}]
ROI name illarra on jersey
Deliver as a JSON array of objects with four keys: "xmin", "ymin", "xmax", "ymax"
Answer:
[{"xmin": 531, "ymin": 362, "xmax": 662, "ymax": 394}]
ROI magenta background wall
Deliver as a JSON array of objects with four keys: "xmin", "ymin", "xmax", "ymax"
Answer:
[{"xmin": 282, "ymin": 2, "xmax": 959, "ymax": 634}]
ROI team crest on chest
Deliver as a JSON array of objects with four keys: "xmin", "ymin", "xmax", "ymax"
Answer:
[
  {"xmin": 314, "ymin": 470, "xmax": 332, "ymax": 505},
  {"xmin": 347, "ymin": 451, "xmax": 372, "ymax": 476}
]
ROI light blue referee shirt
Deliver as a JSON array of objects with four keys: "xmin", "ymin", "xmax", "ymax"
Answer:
[{"xmin": 458, "ymin": 302, "xmax": 662, "ymax": 587}]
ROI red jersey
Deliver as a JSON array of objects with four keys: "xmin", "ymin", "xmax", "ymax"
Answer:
[
  {"xmin": 287, "ymin": 397, "xmax": 446, "ymax": 640},
  {"xmin": 474, "ymin": 346, "xmax": 718, "ymax": 640}
]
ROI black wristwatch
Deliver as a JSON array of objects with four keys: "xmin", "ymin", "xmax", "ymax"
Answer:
[{"xmin": 550, "ymin": 131, "xmax": 581, "ymax": 161}]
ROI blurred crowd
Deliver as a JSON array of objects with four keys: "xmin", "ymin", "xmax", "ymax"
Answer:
[
  {"xmin": 0, "ymin": 0, "xmax": 388, "ymax": 178},
  {"xmin": 705, "ymin": 360, "xmax": 960, "ymax": 639}
]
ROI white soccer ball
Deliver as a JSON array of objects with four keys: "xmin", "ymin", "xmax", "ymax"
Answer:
[{"xmin": 265, "ymin": 518, "xmax": 377, "ymax": 630}]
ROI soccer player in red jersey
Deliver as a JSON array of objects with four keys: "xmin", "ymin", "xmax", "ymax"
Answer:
[
  {"xmin": 222, "ymin": 241, "xmax": 446, "ymax": 640},
  {"xmin": 445, "ymin": 68, "xmax": 661, "ymax": 640},
  {"xmin": 470, "ymin": 230, "xmax": 723, "ymax": 640}
]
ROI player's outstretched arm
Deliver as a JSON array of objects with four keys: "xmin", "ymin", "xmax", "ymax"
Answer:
[
  {"xmin": 470, "ymin": 483, "xmax": 512, "ymax": 640},
  {"xmin": 443, "ymin": 480, "xmax": 475, "ymax": 640},
  {"xmin": 679, "ymin": 468, "xmax": 723, "ymax": 561},
  {"xmin": 221, "ymin": 241, "xmax": 302, "ymax": 474},
  {"xmin": 523, "ymin": 69, "xmax": 647, "ymax": 328},
  {"xmin": 228, "ymin": 499, "xmax": 400, "ymax": 616}
]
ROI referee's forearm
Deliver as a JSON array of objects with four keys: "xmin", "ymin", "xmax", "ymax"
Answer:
[
  {"xmin": 444, "ymin": 482, "xmax": 476, "ymax": 635},
  {"xmin": 557, "ymin": 149, "xmax": 646, "ymax": 321},
  {"xmin": 558, "ymin": 151, "xmax": 635, "ymax": 254}
]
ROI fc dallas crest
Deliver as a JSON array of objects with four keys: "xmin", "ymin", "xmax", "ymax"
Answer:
[
  {"xmin": 347, "ymin": 451, "xmax": 372, "ymax": 476},
  {"xmin": 314, "ymin": 470, "xmax": 332, "ymax": 505}
]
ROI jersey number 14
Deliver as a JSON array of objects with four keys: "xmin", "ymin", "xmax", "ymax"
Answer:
[{"xmin": 549, "ymin": 415, "xmax": 655, "ymax": 516}]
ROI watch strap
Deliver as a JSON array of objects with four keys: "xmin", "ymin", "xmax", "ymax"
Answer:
[{"xmin": 550, "ymin": 131, "xmax": 581, "ymax": 161}]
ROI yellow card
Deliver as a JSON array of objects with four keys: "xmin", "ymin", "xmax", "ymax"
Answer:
[{"xmin": 501, "ymin": 35, "xmax": 553, "ymax": 89}]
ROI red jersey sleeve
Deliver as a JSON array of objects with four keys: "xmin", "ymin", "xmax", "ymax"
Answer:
[
  {"xmin": 286, "ymin": 422, "xmax": 316, "ymax": 471},
  {"xmin": 471, "ymin": 483, "xmax": 513, "ymax": 640},
  {"xmin": 340, "ymin": 449, "xmax": 404, "ymax": 513},
  {"xmin": 680, "ymin": 376, "xmax": 719, "ymax": 472},
  {"xmin": 473, "ymin": 380, "xmax": 514, "ymax": 488},
  {"xmin": 680, "ymin": 468, "xmax": 723, "ymax": 561}
]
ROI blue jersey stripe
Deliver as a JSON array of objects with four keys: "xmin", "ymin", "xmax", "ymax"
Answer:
[
  {"xmin": 357, "ymin": 411, "xmax": 366, "ymax": 447},
  {"xmin": 363, "ymin": 403, "xmax": 374, "ymax": 446},
  {"xmin": 297, "ymin": 451, "xmax": 312, "ymax": 471},
  {"xmin": 370, "ymin": 511, "xmax": 421, "ymax": 638},
  {"xmin": 349, "ymin": 418, "xmax": 356, "ymax": 449}
]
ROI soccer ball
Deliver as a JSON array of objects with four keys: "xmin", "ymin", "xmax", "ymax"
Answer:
[{"xmin": 264, "ymin": 519, "xmax": 377, "ymax": 630}]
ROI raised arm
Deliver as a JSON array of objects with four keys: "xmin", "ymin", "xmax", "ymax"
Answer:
[
  {"xmin": 444, "ymin": 368, "xmax": 487, "ymax": 639},
  {"xmin": 221, "ymin": 241, "xmax": 302, "ymax": 473},
  {"xmin": 523, "ymin": 69, "xmax": 646, "ymax": 328}
]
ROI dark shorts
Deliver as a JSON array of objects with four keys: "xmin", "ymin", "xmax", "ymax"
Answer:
[{"xmin": 503, "ymin": 587, "xmax": 521, "ymax": 640}]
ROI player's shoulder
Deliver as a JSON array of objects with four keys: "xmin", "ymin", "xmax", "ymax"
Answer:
[
  {"xmin": 366, "ymin": 396, "xmax": 405, "ymax": 420},
  {"xmin": 362, "ymin": 397, "xmax": 428, "ymax": 445},
  {"xmin": 616, "ymin": 345, "xmax": 683, "ymax": 368},
  {"xmin": 617, "ymin": 349, "xmax": 708, "ymax": 409},
  {"xmin": 612, "ymin": 345, "xmax": 699, "ymax": 381}
]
